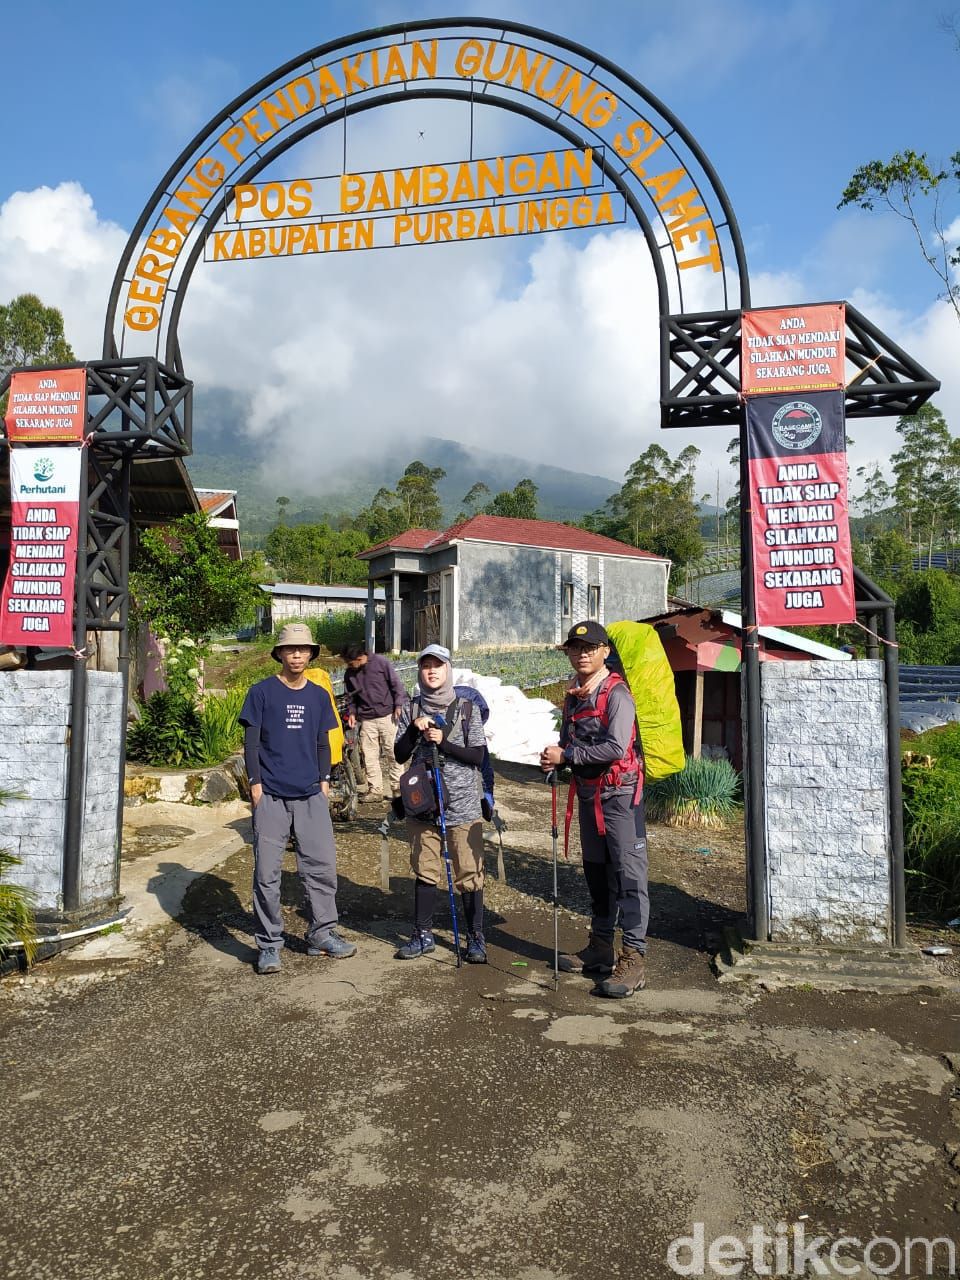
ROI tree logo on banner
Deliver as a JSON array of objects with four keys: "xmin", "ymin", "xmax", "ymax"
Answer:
[
  {"xmin": 33, "ymin": 457, "xmax": 55, "ymax": 483},
  {"xmin": 771, "ymin": 401, "xmax": 823, "ymax": 452}
]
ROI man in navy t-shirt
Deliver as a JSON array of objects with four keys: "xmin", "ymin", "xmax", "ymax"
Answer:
[{"xmin": 240, "ymin": 622, "xmax": 357, "ymax": 975}]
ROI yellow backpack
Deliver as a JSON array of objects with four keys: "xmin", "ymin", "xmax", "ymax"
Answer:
[
  {"xmin": 304, "ymin": 666, "xmax": 345, "ymax": 766},
  {"xmin": 605, "ymin": 620, "xmax": 685, "ymax": 781}
]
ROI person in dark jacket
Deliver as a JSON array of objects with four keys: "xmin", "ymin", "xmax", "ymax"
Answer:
[
  {"xmin": 339, "ymin": 643, "xmax": 408, "ymax": 804},
  {"xmin": 540, "ymin": 620, "xmax": 648, "ymax": 998},
  {"xmin": 241, "ymin": 622, "xmax": 357, "ymax": 975}
]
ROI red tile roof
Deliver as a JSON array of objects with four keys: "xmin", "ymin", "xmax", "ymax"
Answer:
[
  {"xmin": 359, "ymin": 527, "xmax": 443, "ymax": 557},
  {"xmin": 427, "ymin": 515, "xmax": 667, "ymax": 560},
  {"xmin": 196, "ymin": 489, "xmax": 235, "ymax": 515}
]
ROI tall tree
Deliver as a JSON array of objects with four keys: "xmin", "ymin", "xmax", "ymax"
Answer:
[
  {"xmin": 839, "ymin": 150, "xmax": 960, "ymax": 326},
  {"xmin": 890, "ymin": 403, "xmax": 960, "ymax": 561},
  {"xmin": 394, "ymin": 461, "xmax": 446, "ymax": 528},
  {"xmin": 457, "ymin": 481, "xmax": 491, "ymax": 521},
  {"xmin": 485, "ymin": 478, "xmax": 539, "ymax": 519},
  {"xmin": 0, "ymin": 293, "xmax": 74, "ymax": 376},
  {"xmin": 587, "ymin": 444, "xmax": 704, "ymax": 566}
]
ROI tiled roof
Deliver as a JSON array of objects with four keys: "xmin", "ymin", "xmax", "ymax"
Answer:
[
  {"xmin": 195, "ymin": 489, "xmax": 236, "ymax": 515},
  {"xmin": 359, "ymin": 528, "xmax": 443, "ymax": 557},
  {"xmin": 425, "ymin": 514, "xmax": 668, "ymax": 560}
]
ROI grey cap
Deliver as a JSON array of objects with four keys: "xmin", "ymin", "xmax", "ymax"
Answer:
[{"xmin": 417, "ymin": 643, "xmax": 452, "ymax": 665}]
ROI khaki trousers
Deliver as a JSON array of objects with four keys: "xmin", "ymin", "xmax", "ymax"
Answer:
[
  {"xmin": 406, "ymin": 818, "xmax": 485, "ymax": 893},
  {"xmin": 359, "ymin": 714, "xmax": 402, "ymax": 797}
]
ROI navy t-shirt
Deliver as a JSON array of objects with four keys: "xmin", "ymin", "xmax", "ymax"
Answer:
[{"xmin": 240, "ymin": 676, "xmax": 338, "ymax": 799}]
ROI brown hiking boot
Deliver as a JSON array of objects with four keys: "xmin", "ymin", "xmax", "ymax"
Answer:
[
  {"xmin": 557, "ymin": 933, "xmax": 615, "ymax": 975},
  {"xmin": 596, "ymin": 946, "xmax": 646, "ymax": 998}
]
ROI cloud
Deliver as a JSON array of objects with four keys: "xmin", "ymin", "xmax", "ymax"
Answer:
[
  {"xmin": 1, "ymin": 177, "xmax": 958, "ymax": 511},
  {"xmin": 0, "ymin": 183, "xmax": 128, "ymax": 359}
]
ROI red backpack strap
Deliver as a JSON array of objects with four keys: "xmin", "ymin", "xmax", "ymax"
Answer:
[{"xmin": 563, "ymin": 778, "xmax": 577, "ymax": 860}]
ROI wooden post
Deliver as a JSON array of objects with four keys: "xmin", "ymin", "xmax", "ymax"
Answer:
[{"xmin": 692, "ymin": 669, "xmax": 705, "ymax": 759}]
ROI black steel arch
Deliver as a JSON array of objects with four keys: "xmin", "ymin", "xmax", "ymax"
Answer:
[
  {"xmin": 162, "ymin": 86, "xmax": 672, "ymax": 372},
  {"xmin": 103, "ymin": 15, "xmax": 752, "ymax": 364}
]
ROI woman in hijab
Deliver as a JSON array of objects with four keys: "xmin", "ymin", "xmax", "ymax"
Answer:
[{"xmin": 393, "ymin": 644, "xmax": 488, "ymax": 962}]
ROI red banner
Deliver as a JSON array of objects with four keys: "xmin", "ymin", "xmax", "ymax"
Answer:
[
  {"xmin": 4, "ymin": 367, "xmax": 87, "ymax": 443},
  {"xmin": 746, "ymin": 391, "xmax": 855, "ymax": 627},
  {"xmin": 0, "ymin": 447, "xmax": 82, "ymax": 647},
  {"xmin": 741, "ymin": 302, "xmax": 845, "ymax": 397}
]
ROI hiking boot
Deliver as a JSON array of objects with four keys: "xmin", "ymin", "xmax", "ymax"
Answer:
[
  {"xmin": 596, "ymin": 946, "xmax": 646, "ymax": 998},
  {"xmin": 464, "ymin": 933, "xmax": 487, "ymax": 964},
  {"xmin": 557, "ymin": 933, "xmax": 615, "ymax": 975},
  {"xmin": 395, "ymin": 930, "xmax": 436, "ymax": 960},
  {"xmin": 307, "ymin": 930, "xmax": 357, "ymax": 959},
  {"xmin": 256, "ymin": 946, "xmax": 281, "ymax": 975}
]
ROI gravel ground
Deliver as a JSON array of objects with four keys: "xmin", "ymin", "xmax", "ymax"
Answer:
[{"xmin": 3, "ymin": 764, "xmax": 960, "ymax": 1280}]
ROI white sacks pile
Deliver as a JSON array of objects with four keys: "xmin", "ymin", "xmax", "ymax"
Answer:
[{"xmin": 452, "ymin": 667, "xmax": 560, "ymax": 766}]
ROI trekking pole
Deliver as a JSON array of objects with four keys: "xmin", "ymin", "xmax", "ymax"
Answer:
[
  {"xmin": 431, "ymin": 742, "xmax": 462, "ymax": 968},
  {"xmin": 547, "ymin": 769, "xmax": 559, "ymax": 991}
]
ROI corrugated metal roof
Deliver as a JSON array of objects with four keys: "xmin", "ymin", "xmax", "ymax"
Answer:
[{"xmin": 261, "ymin": 583, "xmax": 385, "ymax": 600}]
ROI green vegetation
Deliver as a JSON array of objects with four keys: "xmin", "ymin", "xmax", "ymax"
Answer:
[
  {"xmin": 0, "ymin": 790, "xmax": 37, "ymax": 964},
  {"xmin": 131, "ymin": 513, "xmax": 263, "ymax": 643},
  {"xmin": 901, "ymin": 725, "xmax": 960, "ymax": 915},
  {"xmin": 645, "ymin": 755, "xmax": 743, "ymax": 829},
  {"xmin": 0, "ymin": 293, "xmax": 74, "ymax": 414},
  {"xmin": 583, "ymin": 443, "xmax": 705, "ymax": 568}
]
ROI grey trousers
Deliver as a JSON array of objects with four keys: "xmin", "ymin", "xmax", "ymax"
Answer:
[
  {"xmin": 578, "ymin": 788, "xmax": 649, "ymax": 953},
  {"xmin": 252, "ymin": 792, "xmax": 339, "ymax": 950}
]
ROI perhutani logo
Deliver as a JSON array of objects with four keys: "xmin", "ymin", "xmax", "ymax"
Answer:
[
  {"xmin": 19, "ymin": 483, "xmax": 67, "ymax": 494},
  {"xmin": 771, "ymin": 401, "xmax": 823, "ymax": 451},
  {"xmin": 33, "ymin": 457, "xmax": 54, "ymax": 483}
]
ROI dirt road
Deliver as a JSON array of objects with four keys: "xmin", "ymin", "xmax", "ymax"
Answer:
[{"xmin": 3, "ymin": 765, "xmax": 960, "ymax": 1279}]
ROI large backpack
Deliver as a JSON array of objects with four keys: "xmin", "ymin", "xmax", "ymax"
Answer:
[{"xmin": 604, "ymin": 620, "xmax": 684, "ymax": 781}]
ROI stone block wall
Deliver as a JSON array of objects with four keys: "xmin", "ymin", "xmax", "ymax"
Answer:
[
  {"xmin": 761, "ymin": 660, "xmax": 891, "ymax": 945},
  {"xmin": 0, "ymin": 669, "xmax": 123, "ymax": 916}
]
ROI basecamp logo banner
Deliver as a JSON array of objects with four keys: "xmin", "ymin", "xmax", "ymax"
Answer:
[
  {"xmin": 741, "ymin": 302, "xmax": 846, "ymax": 396},
  {"xmin": 3, "ymin": 367, "xmax": 87, "ymax": 443},
  {"xmin": 0, "ymin": 447, "xmax": 82, "ymax": 648},
  {"xmin": 746, "ymin": 390, "xmax": 855, "ymax": 627}
]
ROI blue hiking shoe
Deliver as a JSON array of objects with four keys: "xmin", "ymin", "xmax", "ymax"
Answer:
[
  {"xmin": 256, "ymin": 946, "xmax": 281, "ymax": 975},
  {"xmin": 464, "ymin": 933, "xmax": 487, "ymax": 964},
  {"xmin": 395, "ymin": 930, "xmax": 436, "ymax": 960},
  {"xmin": 307, "ymin": 930, "xmax": 357, "ymax": 959}
]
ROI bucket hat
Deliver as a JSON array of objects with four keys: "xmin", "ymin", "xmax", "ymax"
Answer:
[{"xmin": 272, "ymin": 622, "xmax": 320, "ymax": 661}]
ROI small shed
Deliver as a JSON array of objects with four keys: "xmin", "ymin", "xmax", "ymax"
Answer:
[
  {"xmin": 258, "ymin": 582, "xmax": 386, "ymax": 633},
  {"xmin": 650, "ymin": 604, "xmax": 850, "ymax": 768},
  {"xmin": 358, "ymin": 514, "xmax": 671, "ymax": 652}
]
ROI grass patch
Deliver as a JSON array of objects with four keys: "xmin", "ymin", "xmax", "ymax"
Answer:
[
  {"xmin": 645, "ymin": 754, "xmax": 742, "ymax": 829},
  {"xmin": 901, "ymin": 723, "xmax": 960, "ymax": 916}
]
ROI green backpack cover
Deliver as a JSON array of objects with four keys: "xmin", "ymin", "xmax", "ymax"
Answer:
[{"xmin": 605, "ymin": 620, "xmax": 685, "ymax": 781}]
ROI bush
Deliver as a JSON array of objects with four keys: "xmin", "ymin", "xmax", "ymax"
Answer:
[
  {"xmin": 645, "ymin": 754, "xmax": 742, "ymax": 829},
  {"xmin": 0, "ymin": 789, "xmax": 37, "ymax": 964},
  {"xmin": 199, "ymin": 686, "xmax": 246, "ymax": 764},
  {"xmin": 313, "ymin": 612, "xmax": 365, "ymax": 653},
  {"xmin": 127, "ymin": 691, "xmax": 206, "ymax": 767},
  {"xmin": 901, "ymin": 725, "xmax": 960, "ymax": 914}
]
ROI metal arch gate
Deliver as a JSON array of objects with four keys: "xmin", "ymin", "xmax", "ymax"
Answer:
[{"xmin": 27, "ymin": 17, "xmax": 940, "ymax": 932}]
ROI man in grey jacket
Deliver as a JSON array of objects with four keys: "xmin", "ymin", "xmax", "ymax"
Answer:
[{"xmin": 540, "ymin": 620, "xmax": 648, "ymax": 998}]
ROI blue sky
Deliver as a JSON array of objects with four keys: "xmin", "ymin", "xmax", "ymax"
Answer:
[{"xmin": 2, "ymin": 0, "xmax": 958, "ymax": 496}]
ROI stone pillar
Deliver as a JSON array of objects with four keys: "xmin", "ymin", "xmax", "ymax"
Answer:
[
  {"xmin": 365, "ymin": 579, "xmax": 377, "ymax": 653},
  {"xmin": 0, "ymin": 669, "xmax": 124, "ymax": 919},
  {"xmin": 761, "ymin": 660, "xmax": 890, "ymax": 944},
  {"xmin": 390, "ymin": 572, "xmax": 402, "ymax": 653}
]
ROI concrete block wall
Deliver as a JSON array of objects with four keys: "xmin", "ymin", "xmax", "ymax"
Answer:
[
  {"xmin": 761, "ymin": 660, "xmax": 891, "ymax": 945},
  {"xmin": 0, "ymin": 669, "xmax": 123, "ymax": 915}
]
